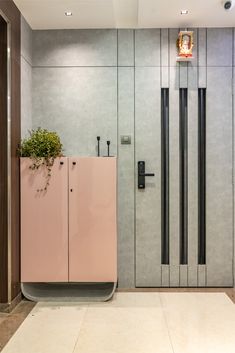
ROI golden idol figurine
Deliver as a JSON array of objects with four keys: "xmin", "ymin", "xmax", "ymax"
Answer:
[{"xmin": 177, "ymin": 31, "xmax": 194, "ymax": 58}]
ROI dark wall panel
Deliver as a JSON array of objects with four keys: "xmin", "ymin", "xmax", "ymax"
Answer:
[{"xmin": 0, "ymin": 0, "xmax": 21, "ymax": 303}]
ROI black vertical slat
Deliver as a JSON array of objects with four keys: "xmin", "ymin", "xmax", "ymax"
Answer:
[
  {"xmin": 198, "ymin": 88, "xmax": 206, "ymax": 265},
  {"xmin": 179, "ymin": 88, "xmax": 188, "ymax": 265},
  {"xmin": 161, "ymin": 88, "xmax": 169, "ymax": 265}
]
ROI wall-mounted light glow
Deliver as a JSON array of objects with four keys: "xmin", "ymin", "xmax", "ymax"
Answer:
[
  {"xmin": 65, "ymin": 11, "xmax": 72, "ymax": 16},
  {"xmin": 181, "ymin": 10, "xmax": 189, "ymax": 15}
]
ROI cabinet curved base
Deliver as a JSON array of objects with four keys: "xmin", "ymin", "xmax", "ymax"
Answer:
[{"xmin": 21, "ymin": 282, "xmax": 117, "ymax": 302}]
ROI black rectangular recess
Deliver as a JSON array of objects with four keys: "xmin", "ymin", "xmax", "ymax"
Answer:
[
  {"xmin": 179, "ymin": 88, "xmax": 188, "ymax": 265},
  {"xmin": 198, "ymin": 88, "xmax": 206, "ymax": 265},
  {"xmin": 161, "ymin": 88, "xmax": 170, "ymax": 265}
]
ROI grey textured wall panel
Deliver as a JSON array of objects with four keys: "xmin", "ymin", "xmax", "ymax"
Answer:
[
  {"xmin": 118, "ymin": 30, "xmax": 134, "ymax": 67},
  {"xmin": 161, "ymin": 67, "xmax": 169, "ymax": 88},
  {"xmin": 179, "ymin": 64, "xmax": 188, "ymax": 88},
  {"xmin": 198, "ymin": 67, "xmax": 207, "ymax": 88},
  {"xmin": 206, "ymin": 67, "xmax": 233, "ymax": 286},
  {"xmin": 21, "ymin": 58, "xmax": 32, "ymax": 137},
  {"xmin": 161, "ymin": 265, "xmax": 170, "ymax": 287},
  {"xmin": 188, "ymin": 266, "xmax": 198, "ymax": 287},
  {"xmin": 198, "ymin": 28, "xmax": 207, "ymax": 87},
  {"xmin": 21, "ymin": 15, "xmax": 33, "ymax": 65},
  {"xmin": 207, "ymin": 28, "xmax": 233, "ymax": 67},
  {"xmin": 180, "ymin": 266, "xmax": 188, "ymax": 287},
  {"xmin": 170, "ymin": 266, "xmax": 180, "ymax": 286},
  {"xmin": 161, "ymin": 29, "xmax": 169, "ymax": 87},
  {"xmin": 118, "ymin": 67, "xmax": 135, "ymax": 288},
  {"xmin": 161, "ymin": 29, "xmax": 169, "ymax": 66},
  {"xmin": 198, "ymin": 28, "xmax": 207, "ymax": 67},
  {"xmin": 198, "ymin": 265, "xmax": 206, "ymax": 287},
  {"xmin": 33, "ymin": 29, "xmax": 117, "ymax": 67},
  {"xmin": 135, "ymin": 67, "xmax": 161, "ymax": 286},
  {"xmin": 21, "ymin": 16, "xmax": 33, "ymax": 138},
  {"xmin": 188, "ymin": 28, "xmax": 198, "ymax": 67},
  {"xmin": 188, "ymin": 66, "xmax": 198, "ymax": 90},
  {"xmin": 169, "ymin": 29, "xmax": 178, "ymax": 67},
  {"xmin": 32, "ymin": 67, "xmax": 117, "ymax": 156},
  {"xmin": 169, "ymin": 67, "xmax": 180, "ymax": 286},
  {"xmin": 233, "ymin": 29, "xmax": 235, "ymax": 67},
  {"xmin": 135, "ymin": 29, "xmax": 160, "ymax": 66},
  {"xmin": 187, "ymin": 70, "xmax": 199, "ymax": 287}
]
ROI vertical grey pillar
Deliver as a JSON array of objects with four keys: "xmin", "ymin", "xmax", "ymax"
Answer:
[
  {"xmin": 206, "ymin": 29, "xmax": 233, "ymax": 286},
  {"xmin": 117, "ymin": 30, "xmax": 135, "ymax": 288}
]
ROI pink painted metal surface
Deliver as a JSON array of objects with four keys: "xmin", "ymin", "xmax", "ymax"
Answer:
[
  {"xmin": 69, "ymin": 157, "xmax": 117, "ymax": 282},
  {"xmin": 21, "ymin": 157, "xmax": 69, "ymax": 282}
]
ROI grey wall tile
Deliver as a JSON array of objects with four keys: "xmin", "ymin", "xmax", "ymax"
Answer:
[
  {"xmin": 234, "ymin": 29, "xmax": 235, "ymax": 67},
  {"xmin": 21, "ymin": 15, "xmax": 33, "ymax": 65},
  {"xmin": 32, "ymin": 67, "xmax": 117, "ymax": 157},
  {"xmin": 161, "ymin": 29, "xmax": 169, "ymax": 67},
  {"xmin": 188, "ymin": 66, "xmax": 198, "ymax": 90},
  {"xmin": 21, "ymin": 58, "xmax": 32, "ymax": 137},
  {"xmin": 33, "ymin": 29, "xmax": 117, "ymax": 67},
  {"xmin": 135, "ymin": 29, "xmax": 160, "ymax": 66},
  {"xmin": 135, "ymin": 67, "xmax": 161, "ymax": 286},
  {"xmin": 161, "ymin": 29, "xmax": 169, "ymax": 87},
  {"xmin": 118, "ymin": 67, "xmax": 135, "ymax": 288},
  {"xmin": 161, "ymin": 67, "xmax": 169, "ymax": 88},
  {"xmin": 180, "ymin": 266, "xmax": 188, "ymax": 287},
  {"xmin": 169, "ymin": 28, "xmax": 179, "ymax": 67},
  {"xmin": 206, "ymin": 67, "xmax": 233, "ymax": 286},
  {"xmin": 207, "ymin": 28, "xmax": 233, "ymax": 67},
  {"xmin": 188, "ymin": 28, "xmax": 198, "ymax": 67},
  {"xmin": 187, "ymin": 79, "xmax": 198, "ymax": 286},
  {"xmin": 118, "ymin": 30, "xmax": 134, "ymax": 67},
  {"xmin": 169, "ymin": 67, "xmax": 180, "ymax": 286},
  {"xmin": 198, "ymin": 265, "xmax": 206, "ymax": 287},
  {"xmin": 161, "ymin": 265, "xmax": 170, "ymax": 287},
  {"xmin": 179, "ymin": 64, "xmax": 188, "ymax": 88},
  {"xmin": 198, "ymin": 28, "xmax": 207, "ymax": 67},
  {"xmin": 198, "ymin": 67, "xmax": 207, "ymax": 88}
]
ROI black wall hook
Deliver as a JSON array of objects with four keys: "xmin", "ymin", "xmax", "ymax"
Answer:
[
  {"xmin": 97, "ymin": 136, "xmax": 101, "ymax": 157},
  {"xmin": 107, "ymin": 141, "xmax": 110, "ymax": 157}
]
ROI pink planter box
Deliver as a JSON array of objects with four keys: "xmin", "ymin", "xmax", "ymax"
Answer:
[{"xmin": 20, "ymin": 157, "xmax": 117, "ymax": 283}]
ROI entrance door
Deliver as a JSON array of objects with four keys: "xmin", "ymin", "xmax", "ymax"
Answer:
[{"xmin": 135, "ymin": 66, "xmax": 233, "ymax": 287}]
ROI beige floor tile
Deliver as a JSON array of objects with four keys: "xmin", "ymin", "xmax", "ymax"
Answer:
[
  {"xmin": 160, "ymin": 292, "xmax": 232, "ymax": 310},
  {"xmin": 1, "ymin": 302, "xmax": 87, "ymax": 353},
  {"xmin": 73, "ymin": 305, "xmax": 173, "ymax": 353},
  {"xmin": 161, "ymin": 293, "xmax": 235, "ymax": 353},
  {"xmin": 90, "ymin": 292, "xmax": 162, "ymax": 308}
]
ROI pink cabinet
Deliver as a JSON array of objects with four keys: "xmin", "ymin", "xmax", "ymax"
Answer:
[
  {"xmin": 21, "ymin": 157, "xmax": 117, "ymax": 284},
  {"xmin": 69, "ymin": 157, "xmax": 117, "ymax": 282},
  {"xmin": 21, "ymin": 157, "xmax": 69, "ymax": 282}
]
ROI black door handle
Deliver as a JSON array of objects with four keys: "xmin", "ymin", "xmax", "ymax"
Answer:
[
  {"xmin": 138, "ymin": 161, "xmax": 155, "ymax": 189},
  {"xmin": 139, "ymin": 173, "xmax": 155, "ymax": 177}
]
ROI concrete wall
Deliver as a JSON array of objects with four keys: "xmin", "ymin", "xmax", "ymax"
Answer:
[
  {"xmin": 21, "ymin": 23, "xmax": 235, "ymax": 288},
  {"xmin": 21, "ymin": 16, "xmax": 32, "ymax": 138}
]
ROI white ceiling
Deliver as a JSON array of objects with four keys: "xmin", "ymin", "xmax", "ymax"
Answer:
[{"xmin": 13, "ymin": 0, "xmax": 235, "ymax": 29}]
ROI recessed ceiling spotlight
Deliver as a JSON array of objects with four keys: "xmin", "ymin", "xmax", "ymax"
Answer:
[
  {"xmin": 181, "ymin": 10, "xmax": 189, "ymax": 14},
  {"xmin": 222, "ymin": 1, "xmax": 234, "ymax": 10},
  {"xmin": 65, "ymin": 11, "xmax": 72, "ymax": 16}
]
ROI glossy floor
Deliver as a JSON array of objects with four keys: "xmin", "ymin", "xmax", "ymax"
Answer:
[{"xmin": 1, "ymin": 293, "xmax": 235, "ymax": 353}]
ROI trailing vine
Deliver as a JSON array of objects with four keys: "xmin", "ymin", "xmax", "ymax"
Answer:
[{"xmin": 19, "ymin": 128, "xmax": 63, "ymax": 191}]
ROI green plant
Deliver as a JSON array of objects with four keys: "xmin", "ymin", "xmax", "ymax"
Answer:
[{"xmin": 19, "ymin": 128, "xmax": 63, "ymax": 191}]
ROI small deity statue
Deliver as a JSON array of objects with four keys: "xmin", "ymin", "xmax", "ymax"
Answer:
[{"xmin": 178, "ymin": 31, "xmax": 194, "ymax": 58}]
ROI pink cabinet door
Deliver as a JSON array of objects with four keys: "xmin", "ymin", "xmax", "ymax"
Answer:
[
  {"xmin": 69, "ymin": 157, "xmax": 117, "ymax": 282},
  {"xmin": 21, "ymin": 157, "xmax": 69, "ymax": 282}
]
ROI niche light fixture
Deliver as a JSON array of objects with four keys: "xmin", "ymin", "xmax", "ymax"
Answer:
[
  {"xmin": 181, "ymin": 10, "xmax": 189, "ymax": 14},
  {"xmin": 65, "ymin": 11, "xmax": 73, "ymax": 16}
]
